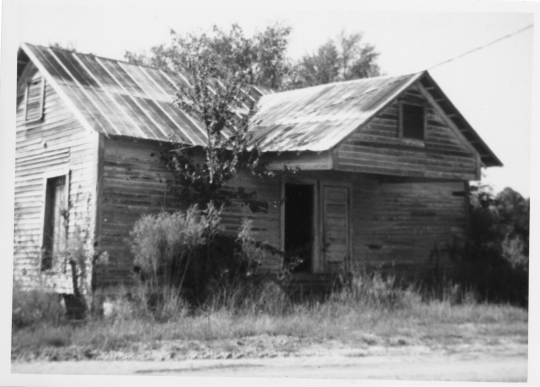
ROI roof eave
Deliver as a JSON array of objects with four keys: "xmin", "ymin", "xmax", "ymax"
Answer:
[{"xmin": 420, "ymin": 71, "xmax": 503, "ymax": 167}]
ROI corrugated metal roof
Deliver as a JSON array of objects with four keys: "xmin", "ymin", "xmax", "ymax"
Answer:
[
  {"xmin": 252, "ymin": 73, "xmax": 423, "ymax": 152},
  {"xmin": 18, "ymin": 43, "xmax": 501, "ymax": 167},
  {"xmin": 19, "ymin": 43, "xmax": 273, "ymax": 146}
]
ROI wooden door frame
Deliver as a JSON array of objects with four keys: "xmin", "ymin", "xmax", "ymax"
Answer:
[
  {"xmin": 319, "ymin": 180, "xmax": 353, "ymax": 273},
  {"xmin": 40, "ymin": 168, "xmax": 71, "ymax": 271},
  {"xmin": 280, "ymin": 176, "xmax": 321, "ymax": 274}
]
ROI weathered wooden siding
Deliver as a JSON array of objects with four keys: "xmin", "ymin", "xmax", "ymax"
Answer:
[
  {"xmin": 14, "ymin": 63, "xmax": 97, "ymax": 292},
  {"xmin": 284, "ymin": 171, "xmax": 467, "ymax": 278},
  {"xmin": 220, "ymin": 173, "xmax": 282, "ymax": 272},
  {"xmin": 321, "ymin": 184, "xmax": 350, "ymax": 272},
  {"xmin": 336, "ymin": 83, "xmax": 479, "ymax": 180},
  {"xmin": 98, "ymin": 140, "xmax": 467, "ymax": 288},
  {"xmin": 99, "ymin": 136, "xmax": 180, "ymax": 287},
  {"xmin": 98, "ymin": 136, "xmax": 282, "ymax": 288},
  {"xmin": 351, "ymin": 176, "xmax": 467, "ymax": 276}
]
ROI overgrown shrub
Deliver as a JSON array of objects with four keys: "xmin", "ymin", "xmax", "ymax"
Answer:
[
  {"xmin": 130, "ymin": 204, "xmax": 218, "ymax": 289},
  {"xmin": 129, "ymin": 205, "xmax": 282, "ymax": 307},
  {"xmin": 425, "ymin": 185, "xmax": 529, "ymax": 307},
  {"xmin": 12, "ymin": 281, "xmax": 65, "ymax": 330}
]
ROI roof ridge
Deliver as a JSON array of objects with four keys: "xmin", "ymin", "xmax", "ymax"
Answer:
[
  {"xmin": 268, "ymin": 72, "xmax": 424, "ymax": 97},
  {"xmin": 25, "ymin": 42, "xmax": 183, "ymax": 77}
]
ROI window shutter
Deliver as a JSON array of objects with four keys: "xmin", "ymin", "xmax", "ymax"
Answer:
[{"xmin": 25, "ymin": 77, "xmax": 44, "ymax": 122}]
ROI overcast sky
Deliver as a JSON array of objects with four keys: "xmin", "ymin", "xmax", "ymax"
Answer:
[{"xmin": 4, "ymin": 0, "xmax": 537, "ymax": 197}]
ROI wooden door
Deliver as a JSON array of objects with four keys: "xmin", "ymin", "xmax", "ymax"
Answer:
[{"xmin": 321, "ymin": 185, "xmax": 350, "ymax": 272}]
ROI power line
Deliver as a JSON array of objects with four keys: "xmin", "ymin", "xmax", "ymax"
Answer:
[{"xmin": 428, "ymin": 24, "xmax": 533, "ymax": 70}]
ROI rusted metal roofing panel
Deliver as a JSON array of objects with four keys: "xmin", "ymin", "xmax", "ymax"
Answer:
[
  {"xmin": 20, "ymin": 44, "xmax": 209, "ymax": 144},
  {"xmin": 19, "ymin": 43, "xmax": 501, "ymax": 166},
  {"xmin": 252, "ymin": 73, "xmax": 420, "ymax": 152}
]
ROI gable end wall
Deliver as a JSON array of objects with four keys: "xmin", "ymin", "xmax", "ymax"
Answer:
[
  {"xmin": 14, "ymin": 63, "xmax": 98, "ymax": 293},
  {"xmin": 335, "ymin": 84, "xmax": 479, "ymax": 180}
]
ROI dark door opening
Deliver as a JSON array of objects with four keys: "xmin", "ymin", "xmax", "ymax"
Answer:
[{"xmin": 284, "ymin": 183, "xmax": 314, "ymax": 273}]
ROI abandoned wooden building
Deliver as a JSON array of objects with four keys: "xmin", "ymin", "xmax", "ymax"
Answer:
[{"xmin": 14, "ymin": 43, "xmax": 502, "ymax": 294}]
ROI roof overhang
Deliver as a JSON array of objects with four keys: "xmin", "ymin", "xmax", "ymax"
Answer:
[{"xmin": 417, "ymin": 72, "xmax": 502, "ymax": 167}]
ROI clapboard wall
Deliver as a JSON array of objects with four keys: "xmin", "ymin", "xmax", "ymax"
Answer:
[
  {"xmin": 14, "ymin": 76, "xmax": 469, "ymax": 292},
  {"xmin": 97, "ymin": 136, "xmax": 467, "ymax": 288},
  {"xmin": 351, "ymin": 175, "xmax": 467, "ymax": 276},
  {"xmin": 286, "ymin": 171, "xmax": 467, "ymax": 277},
  {"xmin": 98, "ymin": 136, "xmax": 282, "ymax": 288},
  {"xmin": 336, "ymin": 84, "xmax": 480, "ymax": 181},
  {"xmin": 14, "ymin": 63, "xmax": 97, "ymax": 292}
]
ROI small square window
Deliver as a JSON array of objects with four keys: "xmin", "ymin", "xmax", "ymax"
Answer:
[
  {"xmin": 400, "ymin": 103, "xmax": 425, "ymax": 140},
  {"xmin": 25, "ymin": 77, "xmax": 45, "ymax": 123}
]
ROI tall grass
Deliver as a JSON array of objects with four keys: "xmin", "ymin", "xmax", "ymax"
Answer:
[
  {"xmin": 12, "ymin": 281, "xmax": 65, "ymax": 330},
  {"xmin": 12, "ymin": 269, "xmax": 528, "ymax": 362}
]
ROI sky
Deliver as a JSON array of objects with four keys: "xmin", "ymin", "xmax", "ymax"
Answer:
[{"xmin": 4, "ymin": 0, "xmax": 536, "ymax": 198}]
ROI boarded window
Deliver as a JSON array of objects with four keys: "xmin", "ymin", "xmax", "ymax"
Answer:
[
  {"xmin": 42, "ymin": 176, "xmax": 67, "ymax": 271},
  {"xmin": 25, "ymin": 77, "xmax": 45, "ymax": 122},
  {"xmin": 401, "ymin": 103, "xmax": 424, "ymax": 140}
]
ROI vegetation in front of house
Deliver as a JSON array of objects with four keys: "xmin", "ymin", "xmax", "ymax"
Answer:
[
  {"xmin": 11, "ymin": 270, "xmax": 528, "ymax": 362},
  {"xmin": 129, "ymin": 205, "xmax": 278, "ymax": 305},
  {"xmin": 12, "ymin": 281, "xmax": 66, "ymax": 330},
  {"xmin": 12, "ymin": 181, "xmax": 529, "ymax": 360},
  {"xmin": 134, "ymin": 36, "xmax": 288, "ymax": 305},
  {"xmin": 425, "ymin": 184, "xmax": 529, "ymax": 307}
]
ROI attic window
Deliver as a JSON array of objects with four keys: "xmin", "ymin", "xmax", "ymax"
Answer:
[
  {"xmin": 400, "ymin": 102, "xmax": 425, "ymax": 140},
  {"xmin": 25, "ymin": 77, "xmax": 45, "ymax": 123}
]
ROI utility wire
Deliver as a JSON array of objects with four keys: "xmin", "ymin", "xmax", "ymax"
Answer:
[{"xmin": 429, "ymin": 24, "xmax": 533, "ymax": 70}]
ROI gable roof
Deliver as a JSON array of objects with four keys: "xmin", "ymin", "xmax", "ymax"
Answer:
[
  {"xmin": 253, "ymin": 73, "xmax": 422, "ymax": 152},
  {"xmin": 17, "ymin": 43, "xmax": 274, "ymax": 146},
  {"xmin": 253, "ymin": 72, "xmax": 502, "ymax": 167},
  {"xmin": 17, "ymin": 43, "xmax": 501, "ymax": 167}
]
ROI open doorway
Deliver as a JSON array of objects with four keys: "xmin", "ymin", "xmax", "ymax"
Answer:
[{"xmin": 284, "ymin": 183, "xmax": 314, "ymax": 273}]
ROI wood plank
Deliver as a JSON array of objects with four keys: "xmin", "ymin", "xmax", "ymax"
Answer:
[{"xmin": 14, "ymin": 68, "xmax": 97, "ymax": 294}]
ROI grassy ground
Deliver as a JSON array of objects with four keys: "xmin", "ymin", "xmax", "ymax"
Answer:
[{"xmin": 12, "ymin": 277, "xmax": 528, "ymax": 362}]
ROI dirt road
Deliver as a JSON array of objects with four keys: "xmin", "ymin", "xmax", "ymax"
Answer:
[{"xmin": 12, "ymin": 345, "xmax": 527, "ymax": 381}]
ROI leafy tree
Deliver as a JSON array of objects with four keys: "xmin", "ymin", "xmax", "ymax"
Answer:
[
  {"xmin": 440, "ymin": 183, "xmax": 530, "ymax": 306},
  {"xmin": 337, "ymin": 31, "xmax": 381, "ymax": 80},
  {"xmin": 50, "ymin": 42, "xmax": 78, "ymax": 52},
  {"xmin": 495, "ymin": 187, "xmax": 530, "ymax": 258},
  {"xmin": 127, "ymin": 26, "xmax": 381, "ymax": 302},
  {"xmin": 153, "ymin": 42, "xmax": 284, "ymax": 302},
  {"xmin": 125, "ymin": 23, "xmax": 292, "ymax": 90},
  {"xmin": 125, "ymin": 25, "xmax": 382, "ymax": 91},
  {"xmin": 289, "ymin": 31, "xmax": 381, "ymax": 88},
  {"xmin": 467, "ymin": 185, "xmax": 529, "ymax": 263},
  {"xmin": 289, "ymin": 40, "xmax": 340, "ymax": 87},
  {"xmin": 161, "ymin": 48, "xmax": 275, "ymax": 213}
]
